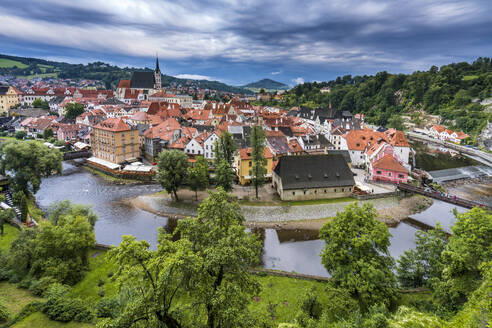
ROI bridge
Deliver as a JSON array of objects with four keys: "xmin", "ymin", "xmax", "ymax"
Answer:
[
  {"xmin": 397, "ymin": 183, "xmax": 492, "ymax": 211},
  {"xmin": 63, "ymin": 150, "xmax": 92, "ymax": 161}
]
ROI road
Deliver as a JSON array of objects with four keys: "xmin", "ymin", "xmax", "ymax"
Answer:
[{"xmin": 406, "ymin": 132, "xmax": 492, "ymax": 167}]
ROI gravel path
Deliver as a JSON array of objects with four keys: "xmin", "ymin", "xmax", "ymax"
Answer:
[{"xmin": 240, "ymin": 197, "xmax": 398, "ymax": 222}]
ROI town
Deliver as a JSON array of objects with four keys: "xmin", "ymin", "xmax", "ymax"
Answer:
[{"xmin": 0, "ymin": 1, "xmax": 491, "ymax": 326}]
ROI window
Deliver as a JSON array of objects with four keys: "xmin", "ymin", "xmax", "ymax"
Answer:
[
  {"xmin": 324, "ymin": 190, "xmax": 327, "ymax": 193},
  {"xmin": 292, "ymin": 191, "xmax": 295, "ymax": 195},
  {"xmin": 334, "ymin": 189, "xmax": 337, "ymax": 192},
  {"xmin": 249, "ymin": 161, "xmax": 252, "ymax": 167},
  {"xmin": 398, "ymin": 174, "xmax": 404, "ymax": 179},
  {"xmin": 376, "ymin": 170, "xmax": 382, "ymax": 175},
  {"xmin": 388, "ymin": 172, "xmax": 392, "ymax": 176},
  {"xmin": 341, "ymin": 188, "xmax": 344, "ymax": 192}
]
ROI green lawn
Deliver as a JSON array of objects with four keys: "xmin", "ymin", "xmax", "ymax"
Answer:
[
  {"xmin": 240, "ymin": 196, "xmax": 355, "ymax": 207},
  {"xmin": 19, "ymin": 73, "xmax": 58, "ymax": 79},
  {"xmin": 11, "ymin": 312, "xmax": 93, "ymax": 328},
  {"xmin": 70, "ymin": 250, "xmax": 117, "ymax": 306},
  {"xmin": 0, "ymin": 282, "xmax": 41, "ymax": 316},
  {"xmin": 0, "ymin": 58, "xmax": 27, "ymax": 68},
  {"xmin": 0, "ymin": 224, "xmax": 19, "ymax": 252}
]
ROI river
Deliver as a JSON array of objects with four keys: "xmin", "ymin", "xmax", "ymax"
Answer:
[{"xmin": 36, "ymin": 162, "xmax": 467, "ymax": 278}]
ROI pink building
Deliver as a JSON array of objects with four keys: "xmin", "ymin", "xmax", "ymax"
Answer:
[
  {"xmin": 57, "ymin": 124, "xmax": 83, "ymax": 141},
  {"xmin": 370, "ymin": 154, "xmax": 408, "ymax": 184}
]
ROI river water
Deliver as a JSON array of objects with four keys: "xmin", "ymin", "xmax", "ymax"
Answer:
[{"xmin": 36, "ymin": 162, "xmax": 467, "ymax": 278}]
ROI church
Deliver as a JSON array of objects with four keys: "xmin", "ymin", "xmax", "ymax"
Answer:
[{"xmin": 116, "ymin": 57, "xmax": 162, "ymax": 101}]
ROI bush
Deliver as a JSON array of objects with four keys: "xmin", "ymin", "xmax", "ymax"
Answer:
[
  {"xmin": 18, "ymin": 276, "xmax": 34, "ymax": 289},
  {"xmin": 14, "ymin": 131, "xmax": 26, "ymax": 140},
  {"xmin": 0, "ymin": 302, "xmax": 10, "ymax": 323},
  {"xmin": 7, "ymin": 301, "xmax": 44, "ymax": 326},
  {"xmin": 98, "ymin": 278, "xmax": 105, "ymax": 287},
  {"xmin": 96, "ymin": 297, "xmax": 120, "ymax": 318},
  {"xmin": 29, "ymin": 276, "xmax": 58, "ymax": 296},
  {"xmin": 42, "ymin": 295, "xmax": 94, "ymax": 323},
  {"xmin": 98, "ymin": 288, "xmax": 105, "ymax": 297}
]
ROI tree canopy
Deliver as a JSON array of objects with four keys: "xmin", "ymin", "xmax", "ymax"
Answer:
[
  {"xmin": 0, "ymin": 140, "xmax": 62, "ymax": 194},
  {"xmin": 319, "ymin": 202, "xmax": 397, "ymax": 310},
  {"xmin": 64, "ymin": 102, "xmax": 85, "ymax": 119},
  {"xmin": 249, "ymin": 125, "xmax": 267, "ymax": 199},
  {"xmin": 213, "ymin": 131, "xmax": 237, "ymax": 166},
  {"xmin": 186, "ymin": 156, "xmax": 209, "ymax": 200},
  {"xmin": 157, "ymin": 150, "xmax": 188, "ymax": 201}
]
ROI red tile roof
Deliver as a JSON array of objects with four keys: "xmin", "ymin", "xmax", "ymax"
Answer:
[
  {"xmin": 239, "ymin": 146, "xmax": 273, "ymax": 160},
  {"xmin": 117, "ymin": 80, "xmax": 131, "ymax": 89},
  {"xmin": 372, "ymin": 154, "xmax": 407, "ymax": 173},
  {"xmin": 344, "ymin": 130, "xmax": 387, "ymax": 151},
  {"xmin": 94, "ymin": 118, "xmax": 130, "ymax": 132},
  {"xmin": 389, "ymin": 130, "xmax": 410, "ymax": 147}
]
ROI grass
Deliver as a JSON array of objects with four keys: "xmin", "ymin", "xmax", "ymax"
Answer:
[
  {"xmin": 11, "ymin": 312, "xmax": 93, "ymax": 328},
  {"xmin": 462, "ymin": 75, "xmax": 479, "ymax": 81},
  {"xmin": 0, "ymin": 282, "xmax": 41, "ymax": 316},
  {"xmin": 0, "ymin": 224, "xmax": 19, "ymax": 252},
  {"xmin": 18, "ymin": 73, "xmax": 58, "ymax": 79},
  {"xmin": 251, "ymin": 275, "xmax": 330, "ymax": 323},
  {"xmin": 0, "ymin": 58, "xmax": 27, "ymax": 69},
  {"xmin": 27, "ymin": 193, "xmax": 44, "ymax": 222},
  {"xmin": 70, "ymin": 250, "xmax": 117, "ymax": 306}
]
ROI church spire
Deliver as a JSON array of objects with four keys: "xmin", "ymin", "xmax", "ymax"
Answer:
[{"xmin": 155, "ymin": 54, "xmax": 160, "ymax": 73}]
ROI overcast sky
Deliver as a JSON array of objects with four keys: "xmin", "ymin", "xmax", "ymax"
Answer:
[{"xmin": 0, "ymin": 0, "xmax": 491, "ymax": 85}]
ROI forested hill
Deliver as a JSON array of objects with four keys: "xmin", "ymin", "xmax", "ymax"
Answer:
[
  {"xmin": 0, "ymin": 53, "xmax": 248, "ymax": 93},
  {"xmin": 278, "ymin": 57, "xmax": 492, "ymax": 137},
  {"xmin": 243, "ymin": 78, "xmax": 289, "ymax": 91}
]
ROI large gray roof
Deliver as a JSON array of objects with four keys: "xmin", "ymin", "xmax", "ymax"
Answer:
[
  {"xmin": 274, "ymin": 154, "xmax": 354, "ymax": 190},
  {"xmin": 130, "ymin": 71, "xmax": 155, "ymax": 89}
]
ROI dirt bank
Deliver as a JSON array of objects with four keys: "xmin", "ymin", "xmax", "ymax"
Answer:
[{"xmin": 377, "ymin": 195, "xmax": 433, "ymax": 227}]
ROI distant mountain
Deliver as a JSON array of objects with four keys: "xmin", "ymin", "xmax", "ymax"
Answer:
[
  {"xmin": 242, "ymin": 78, "xmax": 289, "ymax": 91},
  {"xmin": 0, "ymin": 53, "xmax": 249, "ymax": 94}
]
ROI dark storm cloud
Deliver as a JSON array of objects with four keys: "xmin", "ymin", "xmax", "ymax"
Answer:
[{"xmin": 0, "ymin": 0, "xmax": 491, "ymax": 83}]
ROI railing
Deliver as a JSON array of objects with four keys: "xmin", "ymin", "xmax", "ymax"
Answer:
[{"xmin": 397, "ymin": 183, "xmax": 491, "ymax": 210}]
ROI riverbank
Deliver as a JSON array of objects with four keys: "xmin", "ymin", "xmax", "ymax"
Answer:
[
  {"xmin": 128, "ymin": 190, "xmax": 433, "ymax": 231},
  {"xmin": 83, "ymin": 166, "xmax": 147, "ymax": 185}
]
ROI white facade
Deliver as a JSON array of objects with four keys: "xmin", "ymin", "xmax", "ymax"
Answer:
[
  {"xmin": 184, "ymin": 138, "xmax": 204, "ymax": 156},
  {"xmin": 203, "ymin": 133, "xmax": 219, "ymax": 159}
]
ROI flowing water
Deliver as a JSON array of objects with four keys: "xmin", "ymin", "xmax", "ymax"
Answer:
[{"xmin": 36, "ymin": 162, "xmax": 464, "ymax": 277}]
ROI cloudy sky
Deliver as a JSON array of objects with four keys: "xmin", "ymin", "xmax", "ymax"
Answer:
[{"xmin": 0, "ymin": 0, "xmax": 491, "ymax": 85}]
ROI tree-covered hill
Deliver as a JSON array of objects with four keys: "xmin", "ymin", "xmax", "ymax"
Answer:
[
  {"xmin": 277, "ymin": 57, "xmax": 492, "ymax": 137},
  {"xmin": 0, "ymin": 54, "xmax": 248, "ymax": 93},
  {"xmin": 243, "ymin": 78, "xmax": 289, "ymax": 91}
]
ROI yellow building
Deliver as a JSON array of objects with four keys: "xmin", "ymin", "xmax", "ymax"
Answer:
[
  {"xmin": 235, "ymin": 146, "xmax": 274, "ymax": 185},
  {"xmin": 0, "ymin": 86, "xmax": 20, "ymax": 115},
  {"xmin": 91, "ymin": 118, "xmax": 140, "ymax": 164}
]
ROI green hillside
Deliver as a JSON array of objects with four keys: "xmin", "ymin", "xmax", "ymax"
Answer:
[
  {"xmin": 0, "ymin": 58, "xmax": 28, "ymax": 69},
  {"xmin": 243, "ymin": 78, "xmax": 289, "ymax": 91}
]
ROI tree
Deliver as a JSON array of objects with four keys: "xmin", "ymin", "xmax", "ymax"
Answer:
[
  {"xmin": 319, "ymin": 203, "xmax": 397, "ymax": 310},
  {"xmin": 43, "ymin": 128, "xmax": 54, "ymax": 140},
  {"xmin": 64, "ymin": 102, "xmax": 85, "ymax": 119},
  {"xmin": 14, "ymin": 131, "xmax": 26, "ymax": 140},
  {"xmin": 19, "ymin": 193, "xmax": 28, "ymax": 222},
  {"xmin": 433, "ymin": 207, "xmax": 492, "ymax": 310},
  {"xmin": 177, "ymin": 189, "xmax": 262, "ymax": 327},
  {"xmin": 397, "ymin": 224, "xmax": 447, "ymax": 288},
  {"xmin": 32, "ymin": 98, "xmax": 49, "ymax": 109},
  {"xmin": 213, "ymin": 131, "xmax": 237, "ymax": 166},
  {"xmin": 47, "ymin": 200, "xmax": 98, "ymax": 228},
  {"xmin": 157, "ymin": 150, "xmax": 188, "ymax": 201},
  {"xmin": 0, "ymin": 209, "xmax": 14, "ymax": 235},
  {"xmin": 387, "ymin": 114, "xmax": 405, "ymax": 131},
  {"xmin": 187, "ymin": 156, "xmax": 209, "ymax": 200},
  {"xmin": 249, "ymin": 125, "xmax": 267, "ymax": 199},
  {"xmin": 0, "ymin": 140, "xmax": 62, "ymax": 194},
  {"xmin": 105, "ymin": 232, "xmax": 201, "ymax": 328},
  {"xmin": 214, "ymin": 159, "xmax": 234, "ymax": 192}
]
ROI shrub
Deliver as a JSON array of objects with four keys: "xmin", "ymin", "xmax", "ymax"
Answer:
[
  {"xmin": 14, "ymin": 131, "xmax": 26, "ymax": 140},
  {"xmin": 98, "ymin": 278, "xmax": 105, "ymax": 287},
  {"xmin": 7, "ymin": 301, "xmax": 44, "ymax": 326},
  {"xmin": 29, "ymin": 276, "xmax": 58, "ymax": 296},
  {"xmin": 42, "ymin": 296, "xmax": 94, "ymax": 323},
  {"xmin": 18, "ymin": 276, "xmax": 33, "ymax": 289},
  {"xmin": 0, "ymin": 302, "xmax": 10, "ymax": 323},
  {"xmin": 98, "ymin": 288, "xmax": 105, "ymax": 298},
  {"xmin": 96, "ymin": 297, "xmax": 120, "ymax": 318}
]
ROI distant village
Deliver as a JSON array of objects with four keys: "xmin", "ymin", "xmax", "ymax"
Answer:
[{"xmin": 0, "ymin": 58, "xmax": 473, "ymax": 201}]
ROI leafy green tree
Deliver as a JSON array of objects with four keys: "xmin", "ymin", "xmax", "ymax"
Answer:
[
  {"xmin": 32, "ymin": 98, "xmax": 49, "ymax": 109},
  {"xmin": 250, "ymin": 125, "xmax": 267, "ymax": 199},
  {"xmin": 0, "ymin": 209, "xmax": 14, "ymax": 235},
  {"xmin": 5, "ymin": 228, "xmax": 38, "ymax": 278},
  {"xmin": 214, "ymin": 159, "xmax": 234, "ymax": 192},
  {"xmin": 396, "ymin": 224, "xmax": 447, "ymax": 288},
  {"xmin": 187, "ymin": 156, "xmax": 209, "ymax": 200},
  {"xmin": 0, "ymin": 140, "xmax": 62, "ymax": 194},
  {"xmin": 213, "ymin": 131, "xmax": 237, "ymax": 166},
  {"xmin": 14, "ymin": 131, "xmax": 26, "ymax": 139},
  {"xmin": 157, "ymin": 150, "xmax": 188, "ymax": 201},
  {"xmin": 43, "ymin": 128, "xmax": 54, "ymax": 139},
  {"xmin": 433, "ymin": 207, "xmax": 492, "ymax": 311},
  {"xmin": 177, "ymin": 189, "xmax": 262, "ymax": 328},
  {"xmin": 104, "ymin": 232, "xmax": 201, "ymax": 328},
  {"xmin": 64, "ymin": 102, "xmax": 85, "ymax": 119},
  {"xmin": 319, "ymin": 203, "xmax": 397, "ymax": 310},
  {"xmin": 387, "ymin": 114, "xmax": 405, "ymax": 131},
  {"xmin": 19, "ymin": 193, "xmax": 28, "ymax": 222},
  {"xmin": 47, "ymin": 200, "xmax": 98, "ymax": 228}
]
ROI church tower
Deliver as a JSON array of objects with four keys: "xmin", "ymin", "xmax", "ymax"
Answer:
[{"xmin": 154, "ymin": 56, "xmax": 162, "ymax": 90}]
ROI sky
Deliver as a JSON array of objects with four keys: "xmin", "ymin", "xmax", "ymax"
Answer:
[{"xmin": 0, "ymin": 0, "xmax": 491, "ymax": 86}]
